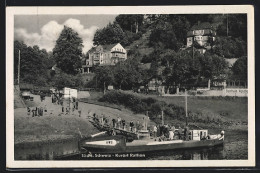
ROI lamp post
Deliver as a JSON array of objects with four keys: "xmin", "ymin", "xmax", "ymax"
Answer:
[{"xmin": 185, "ymin": 89, "xmax": 188, "ymax": 126}]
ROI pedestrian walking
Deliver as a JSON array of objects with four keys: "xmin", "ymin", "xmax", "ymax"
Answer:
[
  {"xmin": 32, "ymin": 109, "xmax": 35, "ymax": 117},
  {"xmin": 27, "ymin": 107, "xmax": 31, "ymax": 116},
  {"xmin": 76, "ymin": 101, "xmax": 78, "ymax": 110},
  {"xmin": 35, "ymin": 107, "xmax": 38, "ymax": 116}
]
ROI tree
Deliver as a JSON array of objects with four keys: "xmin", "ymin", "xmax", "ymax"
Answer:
[
  {"xmin": 115, "ymin": 15, "xmax": 144, "ymax": 33},
  {"xmin": 14, "ymin": 40, "xmax": 27, "ymax": 83},
  {"xmin": 217, "ymin": 14, "xmax": 247, "ymax": 41},
  {"xmin": 149, "ymin": 15, "xmax": 190, "ymax": 51},
  {"xmin": 232, "ymin": 56, "xmax": 247, "ymax": 82},
  {"xmin": 213, "ymin": 37, "xmax": 247, "ymax": 58},
  {"xmin": 94, "ymin": 66, "xmax": 115, "ymax": 92},
  {"xmin": 93, "ymin": 22, "xmax": 129, "ymax": 46},
  {"xmin": 53, "ymin": 26, "xmax": 83, "ymax": 75},
  {"xmin": 149, "ymin": 21, "xmax": 179, "ymax": 51},
  {"xmin": 162, "ymin": 49, "xmax": 228, "ymax": 88},
  {"xmin": 14, "ymin": 40, "xmax": 50, "ymax": 85},
  {"xmin": 114, "ymin": 59, "xmax": 142, "ymax": 90}
]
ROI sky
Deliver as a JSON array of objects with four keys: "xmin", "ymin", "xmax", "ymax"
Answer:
[{"xmin": 14, "ymin": 15, "xmax": 117, "ymax": 52}]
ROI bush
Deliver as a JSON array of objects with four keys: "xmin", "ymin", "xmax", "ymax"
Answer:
[{"xmin": 99, "ymin": 90, "xmax": 233, "ymax": 124}]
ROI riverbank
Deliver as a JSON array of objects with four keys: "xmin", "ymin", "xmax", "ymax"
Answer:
[
  {"xmin": 14, "ymin": 91, "xmax": 248, "ymax": 144},
  {"xmin": 14, "ymin": 94, "xmax": 151, "ymax": 145}
]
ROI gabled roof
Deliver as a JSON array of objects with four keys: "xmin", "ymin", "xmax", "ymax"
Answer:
[
  {"xmin": 102, "ymin": 43, "xmax": 119, "ymax": 52},
  {"xmin": 88, "ymin": 43, "xmax": 123, "ymax": 54},
  {"xmin": 87, "ymin": 47, "xmax": 97, "ymax": 54}
]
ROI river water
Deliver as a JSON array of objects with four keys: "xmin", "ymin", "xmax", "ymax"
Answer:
[{"xmin": 15, "ymin": 128, "xmax": 247, "ymax": 160}]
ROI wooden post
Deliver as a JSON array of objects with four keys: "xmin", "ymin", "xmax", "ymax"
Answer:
[
  {"xmin": 185, "ymin": 89, "xmax": 188, "ymax": 126},
  {"xmin": 18, "ymin": 50, "xmax": 20, "ymax": 85},
  {"xmin": 227, "ymin": 14, "xmax": 229, "ymax": 37},
  {"xmin": 161, "ymin": 110, "xmax": 164, "ymax": 126},
  {"xmin": 192, "ymin": 36, "xmax": 194, "ymax": 61},
  {"xmin": 69, "ymin": 89, "xmax": 71, "ymax": 113},
  {"xmin": 146, "ymin": 111, "xmax": 149, "ymax": 130},
  {"xmin": 95, "ymin": 76, "xmax": 97, "ymax": 91}
]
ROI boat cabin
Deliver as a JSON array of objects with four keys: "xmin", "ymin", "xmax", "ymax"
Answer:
[
  {"xmin": 190, "ymin": 130, "xmax": 208, "ymax": 141},
  {"xmin": 137, "ymin": 130, "xmax": 150, "ymax": 140}
]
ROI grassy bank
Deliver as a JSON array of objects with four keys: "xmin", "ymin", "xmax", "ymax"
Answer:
[
  {"xmin": 14, "ymin": 111, "xmax": 99, "ymax": 144},
  {"xmin": 14, "ymin": 93, "xmax": 151, "ymax": 144},
  {"xmin": 14, "ymin": 91, "xmax": 247, "ymax": 144},
  {"xmin": 97, "ymin": 90, "xmax": 248, "ymax": 126}
]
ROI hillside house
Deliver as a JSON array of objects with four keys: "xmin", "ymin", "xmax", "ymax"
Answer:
[
  {"xmin": 186, "ymin": 29, "xmax": 216, "ymax": 54},
  {"xmin": 82, "ymin": 43, "xmax": 127, "ymax": 73}
]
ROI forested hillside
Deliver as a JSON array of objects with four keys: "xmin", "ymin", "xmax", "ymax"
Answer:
[{"xmin": 14, "ymin": 14, "xmax": 247, "ymax": 89}]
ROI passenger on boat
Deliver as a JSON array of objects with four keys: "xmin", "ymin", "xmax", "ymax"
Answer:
[
  {"xmin": 107, "ymin": 116, "xmax": 111, "ymax": 124},
  {"xmin": 122, "ymin": 119, "xmax": 126, "ymax": 129},
  {"xmin": 169, "ymin": 129, "xmax": 174, "ymax": 140},
  {"xmin": 130, "ymin": 120, "xmax": 134, "ymax": 131},
  {"xmin": 163, "ymin": 125, "xmax": 170, "ymax": 138},
  {"xmin": 178, "ymin": 126, "xmax": 182, "ymax": 139},
  {"xmin": 184, "ymin": 126, "xmax": 190, "ymax": 141},
  {"xmin": 112, "ymin": 118, "xmax": 116, "ymax": 128},
  {"xmin": 117, "ymin": 117, "xmax": 121, "ymax": 128},
  {"xmin": 153, "ymin": 125, "xmax": 157, "ymax": 138},
  {"xmin": 159, "ymin": 134, "xmax": 166, "ymax": 141},
  {"xmin": 100, "ymin": 115, "xmax": 104, "ymax": 126}
]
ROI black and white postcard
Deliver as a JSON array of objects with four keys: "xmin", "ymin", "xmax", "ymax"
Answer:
[{"xmin": 6, "ymin": 5, "xmax": 255, "ymax": 168}]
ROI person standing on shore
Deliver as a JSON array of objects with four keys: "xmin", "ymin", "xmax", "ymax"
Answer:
[
  {"xmin": 27, "ymin": 107, "xmax": 31, "ymax": 116},
  {"xmin": 35, "ymin": 107, "xmax": 38, "ymax": 116}
]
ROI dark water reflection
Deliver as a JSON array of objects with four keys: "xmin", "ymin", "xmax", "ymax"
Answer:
[{"xmin": 14, "ymin": 139, "xmax": 79, "ymax": 160}]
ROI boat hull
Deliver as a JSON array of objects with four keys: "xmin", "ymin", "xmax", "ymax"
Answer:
[{"xmin": 79, "ymin": 135, "xmax": 224, "ymax": 154}]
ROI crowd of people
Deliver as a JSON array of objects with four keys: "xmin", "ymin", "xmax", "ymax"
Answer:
[
  {"xmin": 26, "ymin": 91, "xmax": 82, "ymax": 118},
  {"xmin": 25, "ymin": 90, "xmax": 191, "ymax": 141},
  {"xmin": 153, "ymin": 124, "xmax": 191, "ymax": 141},
  {"xmin": 91, "ymin": 112, "xmax": 191, "ymax": 141},
  {"xmin": 26, "ymin": 106, "xmax": 48, "ymax": 117},
  {"xmin": 92, "ymin": 113, "xmax": 150, "ymax": 133}
]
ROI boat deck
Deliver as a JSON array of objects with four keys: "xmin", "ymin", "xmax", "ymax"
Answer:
[
  {"xmin": 126, "ymin": 139, "xmax": 154, "ymax": 146},
  {"xmin": 126, "ymin": 138, "xmax": 185, "ymax": 146}
]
